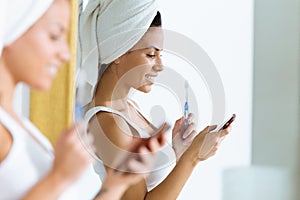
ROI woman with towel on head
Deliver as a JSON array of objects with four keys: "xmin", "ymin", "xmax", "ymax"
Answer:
[
  {"xmin": 0, "ymin": 0, "xmax": 166, "ymax": 199},
  {"xmin": 78, "ymin": 0, "xmax": 231, "ymax": 199}
]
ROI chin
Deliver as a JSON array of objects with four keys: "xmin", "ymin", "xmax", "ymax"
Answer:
[
  {"xmin": 31, "ymin": 81, "xmax": 53, "ymax": 91},
  {"xmin": 137, "ymin": 85, "xmax": 152, "ymax": 93}
]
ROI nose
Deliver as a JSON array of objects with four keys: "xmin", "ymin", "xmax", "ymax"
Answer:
[
  {"xmin": 59, "ymin": 41, "xmax": 71, "ymax": 63},
  {"xmin": 153, "ymin": 64, "xmax": 164, "ymax": 72},
  {"xmin": 153, "ymin": 56, "xmax": 163, "ymax": 72}
]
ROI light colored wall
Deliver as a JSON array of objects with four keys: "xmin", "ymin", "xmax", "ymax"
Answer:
[
  {"xmin": 223, "ymin": 0, "xmax": 300, "ymax": 199},
  {"xmin": 252, "ymin": 0, "xmax": 300, "ymax": 169},
  {"xmin": 253, "ymin": 0, "xmax": 300, "ymax": 167},
  {"xmin": 252, "ymin": 0, "xmax": 300, "ymax": 198}
]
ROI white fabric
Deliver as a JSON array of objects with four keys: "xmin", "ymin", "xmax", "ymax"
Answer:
[
  {"xmin": 0, "ymin": 107, "xmax": 100, "ymax": 200},
  {"xmin": 77, "ymin": 0, "xmax": 159, "ymax": 106},
  {"xmin": 84, "ymin": 105, "xmax": 176, "ymax": 191},
  {"xmin": 0, "ymin": 0, "xmax": 53, "ymax": 55}
]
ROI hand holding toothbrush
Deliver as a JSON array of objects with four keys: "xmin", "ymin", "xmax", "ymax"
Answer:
[
  {"xmin": 172, "ymin": 114, "xmax": 197, "ymax": 160},
  {"xmin": 171, "ymin": 81, "xmax": 197, "ymax": 160}
]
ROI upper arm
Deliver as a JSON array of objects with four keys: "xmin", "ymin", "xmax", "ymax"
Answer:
[
  {"xmin": 88, "ymin": 112, "xmax": 148, "ymax": 199},
  {"xmin": 88, "ymin": 112, "xmax": 134, "ymax": 166}
]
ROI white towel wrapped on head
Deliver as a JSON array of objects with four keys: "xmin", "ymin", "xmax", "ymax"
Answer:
[
  {"xmin": 0, "ymin": 0, "xmax": 53, "ymax": 55},
  {"xmin": 78, "ymin": 0, "xmax": 159, "ymax": 106}
]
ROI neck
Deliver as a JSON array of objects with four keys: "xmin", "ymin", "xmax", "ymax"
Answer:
[
  {"xmin": 0, "ymin": 58, "xmax": 17, "ymax": 114},
  {"xmin": 93, "ymin": 67, "xmax": 131, "ymax": 111}
]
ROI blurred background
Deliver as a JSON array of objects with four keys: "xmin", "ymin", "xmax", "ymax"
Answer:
[{"xmin": 157, "ymin": 0, "xmax": 299, "ymax": 199}]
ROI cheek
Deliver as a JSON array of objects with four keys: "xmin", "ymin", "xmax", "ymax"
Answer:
[
  {"xmin": 119, "ymin": 55, "xmax": 154, "ymax": 78},
  {"xmin": 129, "ymin": 55, "xmax": 153, "ymax": 67},
  {"xmin": 15, "ymin": 34, "xmax": 51, "ymax": 67},
  {"xmin": 6, "ymin": 40, "xmax": 51, "ymax": 83},
  {"xmin": 30, "ymin": 35, "xmax": 53, "ymax": 61},
  {"xmin": 135, "ymin": 57, "xmax": 154, "ymax": 71},
  {"xmin": 3, "ymin": 42, "xmax": 31, "ymax": 78},
  {"xmin": 133, "ymin": 66, "xmax": 151, "ymax": 78}
]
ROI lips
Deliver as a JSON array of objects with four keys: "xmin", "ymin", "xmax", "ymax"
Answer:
[{"xmin": 145, "ymin": 74, "xmax": 157, "ymax": 83}]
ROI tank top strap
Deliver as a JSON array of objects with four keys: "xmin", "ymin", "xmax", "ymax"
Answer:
[
  {"xmin": 0, "ymin": 107, "xmax": 19, "ymax": 138},
  {"xmin": 84, "ymin": 106, "xmax": 150, "ymax": 138}
]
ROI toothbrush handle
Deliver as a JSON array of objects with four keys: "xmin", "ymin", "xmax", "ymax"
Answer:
[
  {"xmin": 183, "ymin": 102, "xmax": 189, "ymax": 135},
  {"xmin": 184, "ymin": 102, "xmax": 189, "ymax": 118}
]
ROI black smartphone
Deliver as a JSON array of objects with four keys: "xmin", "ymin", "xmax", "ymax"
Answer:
[{"xmin": 218, "ymin": 114, "xmax": 236, "ymax": 131}]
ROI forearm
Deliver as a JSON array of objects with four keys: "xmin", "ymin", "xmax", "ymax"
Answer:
[
  {"xmin": 21, "ymin": 172, "xmax": 71, "ymax": 200},
  {"xmin": 145, "ymin": 151, "xmax": 198, "ymax": 200},
  {"xmin": 94, "ymin": 188, "xmax": 124, "ymax": 200},
  {"xmin": 94, "ymin": 182, "xmax": 127, "ymax": 200}
]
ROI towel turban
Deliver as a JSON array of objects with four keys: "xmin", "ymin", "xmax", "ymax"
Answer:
[
  {"xmin": 78, "ymin": 0, "xmax": 159, "ymax": 106},
  {"xmin": 0, "ymin": 0, "xmax": 53, "ymax": 55}
]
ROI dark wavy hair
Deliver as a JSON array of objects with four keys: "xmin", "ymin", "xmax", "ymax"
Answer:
[{"xmin": 150, "ymin": 11, "xmax": 162, "ymax": 27}]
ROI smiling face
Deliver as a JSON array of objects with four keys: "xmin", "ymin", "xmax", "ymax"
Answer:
[
  {"xmin": 114, "ymin": 27, "xmax": 164, "ymax": 93},
  {"xmin": 1, "ymin": 0, "xmax": 70, "ymax": 90}
]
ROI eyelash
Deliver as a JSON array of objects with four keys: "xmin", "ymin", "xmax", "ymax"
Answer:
[
  {"xmin": 50, "ymin": 34, "xmax": 60, "ymax": 41},
  {"xmin": 146, "ymin": 54, "xmax": 162, "ymax": 58},
  {"xmin": 147, "ymin": 54, "xmax": 156, "ymax": 58}
]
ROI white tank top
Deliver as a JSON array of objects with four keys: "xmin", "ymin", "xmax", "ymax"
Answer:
[
  {"xmin": 0, "ymin": 107, "xmax": 100, "ymax": 200},
  {"xmin": 85, "ymin": 105, "xmax": 176, "ymax": 191}
]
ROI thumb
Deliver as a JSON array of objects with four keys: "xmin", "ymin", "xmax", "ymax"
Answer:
[
  {"xmin": 200, "ymin": 125, "xmax": 217, "ymax": 135},
  {"xmin": 208, "ymin": 125, "xmax": 217, "ymax": 132},
  {"xmin": 196, "ymin": 125, "xmax": 217, "ymax": 140},
  {"xmin": 172, "ymin": 117, "xmax": 184, "ymax": 139}
]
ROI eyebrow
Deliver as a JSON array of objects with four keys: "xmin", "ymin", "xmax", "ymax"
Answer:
[
  {"xmin": 145, "ymin": 46, "xmax": 163, "ymax": 51},
  {"xmin": 49, "ymin": 23, "xmax": 67, "ymax": 33}
]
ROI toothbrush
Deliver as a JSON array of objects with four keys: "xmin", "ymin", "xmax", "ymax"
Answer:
[
  {"xmin": 75, "ymin": 70, "xmax": 87, "ymax": 121},
  {"xmin": 183, "ymin": 80, "xmax": 189, "ymax": 137}
]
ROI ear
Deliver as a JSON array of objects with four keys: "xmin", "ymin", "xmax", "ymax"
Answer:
[{"xmin": 114, "ymin": 58, "xmax": 121, "ymax": 65}]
